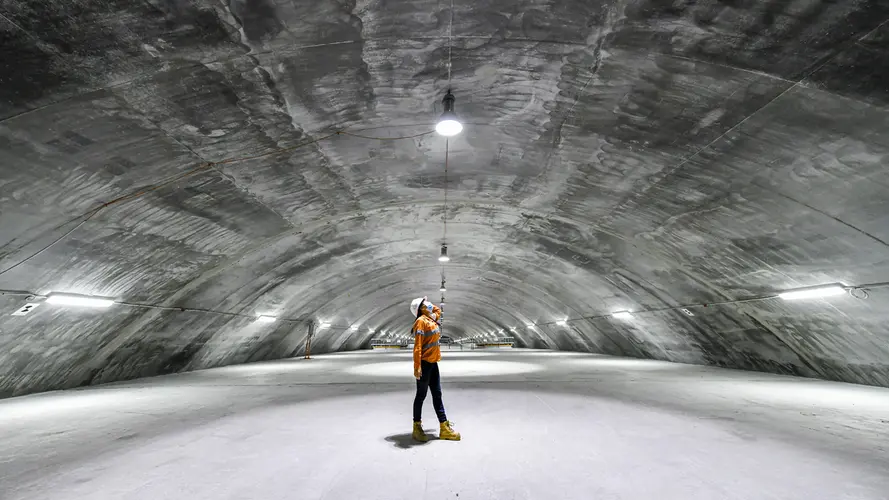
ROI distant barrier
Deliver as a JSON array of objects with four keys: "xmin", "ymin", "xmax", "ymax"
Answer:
[
  {"xmin": 368, "ymin": 341, "xmax": 511, "ymax": 349},
  {"xmin": 452, "ymin": 336, "xmax": 515, "ymax": 349},
  {"xmin": 370, "ymin": 338, "xmax": 465, "ymax": 350}
]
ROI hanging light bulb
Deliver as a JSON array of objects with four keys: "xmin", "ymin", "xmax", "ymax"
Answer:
[
  {"xmin": 439, "ymin": 244, "xmax": 450, "ymax": 262},
  {"xmin": 440, "ymin": 279, "xmax": 447, "ymax": 292},
  {"xmin": 436, "ymin": 89, "xmax": 463, "ymax": 136}
]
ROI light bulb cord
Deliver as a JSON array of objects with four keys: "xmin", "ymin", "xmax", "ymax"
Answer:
[
  {"xmin": 440, "ymin": 138, "xmax": 450, "ymax": 302},
  {"xmin": 447, "ymin": 0, "xmax": 453, "ymax": 85},
  {"xmin": 443, "ymin": 0, "xmax": 454, "ymax": 306},
  {"xmin": 443, "ymin": 138, "xmax": 449, "ymax": 243}
]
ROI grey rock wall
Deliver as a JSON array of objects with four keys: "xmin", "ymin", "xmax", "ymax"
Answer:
[{"xmin": 1, "ymin": 0, "xmax": 889, "ymax": 397}]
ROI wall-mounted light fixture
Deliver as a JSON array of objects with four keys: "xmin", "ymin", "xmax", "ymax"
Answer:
[
  {"xmin": 778, "ymin": 285, "xmax": 846, "ymax": 301},
  {"xmin": 46, "ymin": 293, "xmax": 114, "ymax": 308}
]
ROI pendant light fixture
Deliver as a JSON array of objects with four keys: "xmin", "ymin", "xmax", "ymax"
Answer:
[
  {"xmin": 436, "ymin": 90, "xmax": 463, "ymax": 137},
  {"xmin": 435, "ymin": 6, "xmax": 462, "ymax": 138},
  {"xmin": 439, "ymin": 244, "xmax": 450, "ymax": 262}
]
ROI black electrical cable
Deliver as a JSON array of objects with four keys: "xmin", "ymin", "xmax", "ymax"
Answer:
[
  {"xmin": 0, "ymin": 207, "xmax": 103, "ymax": 277},
  {"xmin": 337, "ymin": 130, "xmax": 434, "ymax": 141},
  {"xmin": 524, "ymin": 282, "xmax": 889, "ymax": 327},
  {"xmin": 0, "ymin": 127, "xmax": 434, "ymax": 279}
]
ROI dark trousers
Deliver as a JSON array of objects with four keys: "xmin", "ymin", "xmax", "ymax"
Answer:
[{"xmin": 414, "ymin": 360, "xmax": 448, "ymax": 423}]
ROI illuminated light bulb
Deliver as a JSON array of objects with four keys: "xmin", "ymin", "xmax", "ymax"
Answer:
[
  {"xmin": 436, "ymin": 118, "xmax": 463, "ymax": 137},
  {"xmin": 439, "ymin": 244, "xmax": 450, "ymax": 262},
  {"xmin": 46, "ymin": 293, "xmax": 114, "ymax": 308},
  {"xmin": 435, "ymin": 90, "xmax": 463, "ymax": 137},
  {"xmin": 778, "ymin": 285, "xmax": 846, "ymax": 301}
]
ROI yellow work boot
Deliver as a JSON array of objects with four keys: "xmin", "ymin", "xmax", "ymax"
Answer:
[
  {"xmin": 439, "ymin": 421, "xmax": 461, "ymax": 441},
  {"xmin": 412, "ymin": 422, "xmax": 429, "ymax": 442}
]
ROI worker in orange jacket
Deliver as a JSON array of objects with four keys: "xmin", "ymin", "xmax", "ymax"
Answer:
[{"xmin": 410, "ymin": 296, "xmax": 461, "ymax": 442}]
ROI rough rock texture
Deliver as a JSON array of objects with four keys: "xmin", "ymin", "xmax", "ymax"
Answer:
[{"xmin": 1, "ymin": 0, "xmax": 889, "ymax": 396}]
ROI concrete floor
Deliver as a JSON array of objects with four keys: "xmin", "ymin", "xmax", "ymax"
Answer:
[{"xmin": 2, "ymin": 349, "xmax": 888, "ymax": 500}]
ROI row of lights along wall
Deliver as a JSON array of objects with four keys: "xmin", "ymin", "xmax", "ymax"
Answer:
[
  {"xmin": 462, "ymin": 284, "xmax": 875, "ymax": 341},
  {"xmin": 8, "ymin": 292, "xmax": 402, "ymax": 340},
  {"xmin": 12, "ymin": 281, "xmax": 874, "ymax": 326}
]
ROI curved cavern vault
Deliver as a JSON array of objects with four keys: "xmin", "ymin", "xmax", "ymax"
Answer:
[{"xmin": 2, "ymin": 0, "xmax": 889, "ymax": 397}]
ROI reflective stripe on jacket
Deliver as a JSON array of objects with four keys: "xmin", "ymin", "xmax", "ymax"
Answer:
[{"xmin": 413, "ymin": 315, "xmax": 441, "ymax": 373}]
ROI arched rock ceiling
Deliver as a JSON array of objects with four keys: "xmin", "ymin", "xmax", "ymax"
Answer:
[{"xmin": 2, "ymin": 0, "xmax": 889, "ymax": 394}]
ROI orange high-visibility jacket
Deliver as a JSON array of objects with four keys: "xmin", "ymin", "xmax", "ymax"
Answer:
[{"xmin": 413, "ymin": 306, "xmax": 442, "ymax": 374}]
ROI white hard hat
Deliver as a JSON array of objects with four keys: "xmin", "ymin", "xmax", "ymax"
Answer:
[{"xmin": 410, "ymin": 297, "xmax": 427, "ymax": 318}]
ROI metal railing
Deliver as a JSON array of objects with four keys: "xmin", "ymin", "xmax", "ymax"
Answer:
[
  {"xmin": 370, "ymin": 338, "xmax": 406, "ymax": 349},
  {"xmin": 455, "ymin": 337, "xmax": 515, "ymax": 348}
]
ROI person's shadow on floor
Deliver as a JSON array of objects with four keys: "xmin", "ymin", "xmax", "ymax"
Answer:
[{"xmin": 385, "ymin": 432, "xmax": 434, "ymax": 449}]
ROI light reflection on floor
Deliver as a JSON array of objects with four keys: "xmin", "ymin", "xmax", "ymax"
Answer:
[
  {"xmin": 207, "ymin": 359, "xmax": 323, "ymax": 374},
  {"xmin": 565, "ymin": 356, "xmax": 686, "ymax": 371},
  {"xmin": 513, "ymin": 350, "xmax": 590, "ymax": 357},
  {"xmin": 2, "ymin": 349, "xmax": 889, "ymax": 500},
  {"xmin": 356, "ymin": 350, "xmax": 497, "ymax": 358},
  {"xmin": 346, "ymin": 359, "xmax": 544, "ymax": 378}
]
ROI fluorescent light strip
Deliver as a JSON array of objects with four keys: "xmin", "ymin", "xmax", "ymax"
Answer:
[
  {"xmin": 556, "ymin": 320, "xmax": 568, "ymax": 326},
  {"xmin": 612, "ymin": 311, "xmax": 633, "ymax": 320},
  {"xmin": 256, "ymin": 315, "xmax": 277, "ymax": 323},
  {"xmin": 778, "ymin": 285, "xmax": 846, "ymax": 301},
  {"xmin": 46, "ymin": 293, "xmax": 114, "ymax": 308}
]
